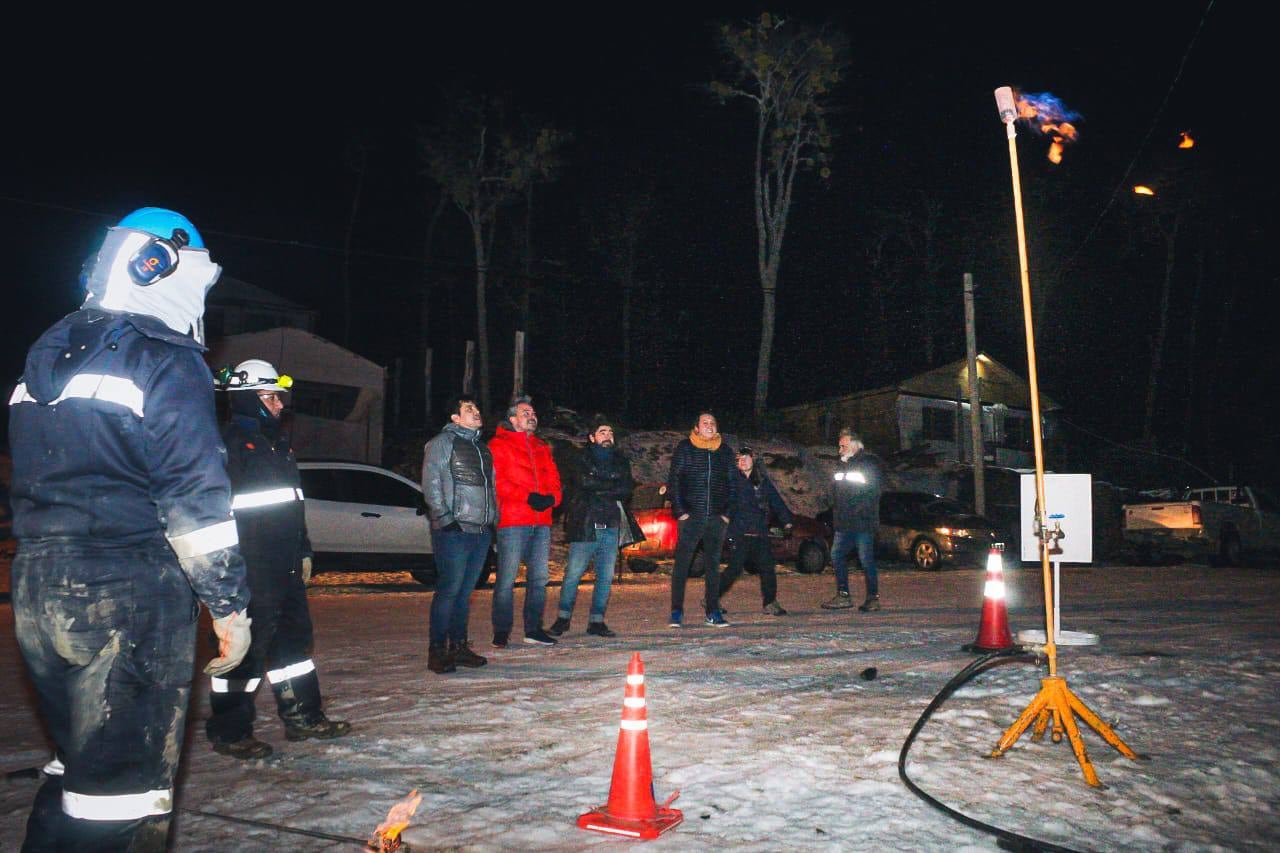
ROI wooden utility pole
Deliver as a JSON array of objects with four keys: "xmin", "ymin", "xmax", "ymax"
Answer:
[
  {"xmin": 512, "ymin": 331, "xmax": 526, "ymax": 398},
  {"xmin": 422, "ymin": 348, "xmax": 433, "ymax": 424},
  {"xmin": 964, "ymin": 273, "xmax": 986, "ymax": 515},
  {"xmin": 462, "ymin": 340, "xmax": 476, "ymax": 397}
]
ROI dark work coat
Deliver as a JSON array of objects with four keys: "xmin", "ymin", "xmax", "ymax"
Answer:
[{"xmin": 563, "ymin": 444, "xmax": 644, "ymax": 547}]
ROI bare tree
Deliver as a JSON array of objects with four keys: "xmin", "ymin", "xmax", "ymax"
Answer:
[
  {"xmin": 711, "ymin": 12, "xmax": 848, "ymax": 418},
  {"xmin": 421, "ymin": 95, "xmax": 567, "ymax": 413},
  {"xmin": 342, "ymin": 133, "xmax": 372, "ymax": 347}
]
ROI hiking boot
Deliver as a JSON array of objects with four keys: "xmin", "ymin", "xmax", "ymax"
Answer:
[
  {"xmin": 523, "ymin": 628, "xmax": 558, "ymax": 646},
  {"xmin": 450, "ymin": 640, "xmax": 488, "ymax": 667},
  {"xmin": 705, "ymin": 610, "xmax": 731, "ymax": 627},
  {"xmin": 669, "ymin": 609, "xmax": 683, "ymax": 628},
  {"xmin": 547, "ymin": 617, "xmax": 571, "ymax": 637},
  {"xmin": 284, "ymin": 715, "xmax": 352, "ymax": 742},
  {"xmin": 821, "ymin": 591, "xmax": 854, "ymax": 610},
  {"xmin": 763, "ymin": 600, "xmax": 788, "ymax": 616},
  {"xmin": 858, "ymin": 595, "xmax": 882, "ymax": 612},
  {"xmin": 212, "ymin": 737, "xmax": 274, "ymax": 760},
  {"xmin": 492, "ymin": 631, "xmax": 510, "ymax": 648},
  {"xmin": 428, "ymin": 642, "xmax": 457, "ymax": 674},
  {"xmin": 586, "ymin": 622, "xmax": 616, "ymax": 637}
]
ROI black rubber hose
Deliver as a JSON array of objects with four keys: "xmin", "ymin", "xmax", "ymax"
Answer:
[
  {"xmin": 181, "ymin": 807, "xmax": 376, "ymax": 847},
  {"xmin": 897, "ymin": 649, "xmax": 1087, "ymax": 853}
]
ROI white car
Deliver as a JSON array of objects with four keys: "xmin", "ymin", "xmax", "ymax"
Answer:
[{"xmin": 297, "ymin": 461, "xmax": 438, "ymax": 584}]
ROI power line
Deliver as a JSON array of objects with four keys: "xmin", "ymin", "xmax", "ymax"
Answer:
[{"xmin": 1052, "ymin": 0, "xmax": 1216, "ymax": 280}]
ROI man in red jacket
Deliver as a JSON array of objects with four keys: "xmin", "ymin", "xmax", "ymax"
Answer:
[{"xmin": 488, "ymin": 396, "xmax": 563, "ymax": 647}]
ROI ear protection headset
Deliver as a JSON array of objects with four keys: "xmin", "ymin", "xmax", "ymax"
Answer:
[{"xmin": 127, "ymin": 228, "xmax": 191, "ymax": 286}]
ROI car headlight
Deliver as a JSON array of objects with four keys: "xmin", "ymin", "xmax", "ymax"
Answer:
[{"xmin": 936, "ymin": 527, "xmax": 971, "ymax": 538}]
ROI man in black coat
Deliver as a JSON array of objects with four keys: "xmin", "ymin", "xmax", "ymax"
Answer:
[
  {"xmin": 205, "ymin": 359, "xmax": 350, "ymax": 759},
  {"xmin": 549, "ymin": 417, "xmax": 644, "ymax": 638},
  {"xmin": 666, "ymin": 411, "xmax": 736, "ymax": 627},
  {"xmin": 719, "ymin": 446, "xmax": 794, "ymax": 615}
]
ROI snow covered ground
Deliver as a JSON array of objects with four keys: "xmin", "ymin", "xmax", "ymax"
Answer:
[{"xmin": 2, "ymin": 559, "xmax": 1278, "ymax": 851}]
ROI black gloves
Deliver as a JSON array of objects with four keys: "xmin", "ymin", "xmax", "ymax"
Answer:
[
  {"xmin": 441, "ymin": 521, "xmax": 463, "ymax": 532},
  {"xmin": 527, "ymin": 492, "xmax": 555, "ymax": 512}
]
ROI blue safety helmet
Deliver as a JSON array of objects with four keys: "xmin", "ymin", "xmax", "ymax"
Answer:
[{"xmin": 116, "ymin": 207, "xmax": 206, "ymax": 249}]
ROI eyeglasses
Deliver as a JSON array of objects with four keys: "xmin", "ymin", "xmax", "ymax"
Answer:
[{"xmin": 257, "ymin": 392, "xmax": 283, "ymax": 403}]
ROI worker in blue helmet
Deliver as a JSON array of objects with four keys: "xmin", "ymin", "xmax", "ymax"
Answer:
[{"xmin": 8, "ymin": 207, "xmax": 250, "ymax": 851}]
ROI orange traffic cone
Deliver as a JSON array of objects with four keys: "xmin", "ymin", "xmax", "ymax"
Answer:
[
  {"xmin": 577, "ymin": 652, "xmax": 683, "ymax": 840},
  {"xmin": 963, "ymin": 546, "xmax": 1016, "ymax": 652}
]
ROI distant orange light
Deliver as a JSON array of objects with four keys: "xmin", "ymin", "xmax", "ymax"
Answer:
[
  {"xmin": 1178, "ymin": 131, "xmax": 1195, "ymax": 149},
  {"xmin": 1134, "ymin": 185, "xmax": 1155, "ymax": 196}
]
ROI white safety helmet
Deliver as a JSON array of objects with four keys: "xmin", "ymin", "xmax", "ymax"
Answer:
[{"xmin": 219, "ymin": 359, "xmax": 293, "ymax": 392}]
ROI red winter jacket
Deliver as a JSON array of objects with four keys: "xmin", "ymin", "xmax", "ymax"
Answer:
[{"xmin": 488, "ymin": 423, "xmax": 563, "ymax": 528}]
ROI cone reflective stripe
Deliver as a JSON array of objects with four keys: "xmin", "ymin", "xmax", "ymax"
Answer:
[
  {"xmin": 577, "ymin": 652, "xmax": 683, "ymax": 839},
  {"xmin": 965, "ymin": 546, "xmax": 1016, "ymax": 652}
]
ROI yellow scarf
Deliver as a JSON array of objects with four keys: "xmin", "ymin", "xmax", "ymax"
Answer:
[{"xmin": 689, "ymin": 430, "xmax": 722, "ymax": 450}]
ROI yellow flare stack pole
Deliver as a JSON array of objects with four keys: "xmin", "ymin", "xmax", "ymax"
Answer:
[{"xmin": 987, "ymin": 87, "xmax": 1142, "ymax": 786}]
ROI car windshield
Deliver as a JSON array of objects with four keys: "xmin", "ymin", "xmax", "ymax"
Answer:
[{"xmin": 921, "ymin": 497, "xmax": 969, "ymax": 516}]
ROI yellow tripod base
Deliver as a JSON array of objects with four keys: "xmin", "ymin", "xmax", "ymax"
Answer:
[{"xmin": 989, "ymin": 676, "xmax": 1142, "ymax": 788}]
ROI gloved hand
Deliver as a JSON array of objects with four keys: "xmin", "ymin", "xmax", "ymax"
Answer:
[
  {"xmin": 527, "ymin": 492, "xmax": 555, "ymax": 512},
  {"xmin": 204, "ymin": 611, "xmax": 252, "ymax": 676},
  {"xmin": 441, "ymin": 520, "xmax": 463, "ymax": 532},
  {"xmin": 301, "ymin": 556, "xmax": 312, "ymax": 584}
]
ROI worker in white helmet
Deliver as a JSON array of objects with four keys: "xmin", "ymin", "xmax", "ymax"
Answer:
[{"xmin": 205, "ymin": 359, "xmax": 350, "ymax": 759}]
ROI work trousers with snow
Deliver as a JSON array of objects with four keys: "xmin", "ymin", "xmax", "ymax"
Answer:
[
  {"xmin": 671, "ymin": 514, "xmax": 727, "ymax": 614},
  {"xmin": 719, "ymin": 534, "xmax": 778, "ymax": 606},
  {"xmin": 206, "ymin": 562, "xmax": 320, "ymax": 743},
  {"xmin": 13, "ymin": 537, "xmax": 198, "ymax": 852}
]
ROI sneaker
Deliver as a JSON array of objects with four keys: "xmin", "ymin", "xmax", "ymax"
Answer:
[
  {"xmin": 705, "ymin": 610, "xmax": 731, "ymax": 627},
  {"xmin": 763, "ymin": 601, "xmax": 788, "ymax": 616},
  {"xmin": 669, "ymin": 609, "xmax": 683, "ymax": 628},
  {"xmin": 427, "ymin": 642, "xmax": 456, "ymax": 674},
  {"xmin": 586, "ymin": 622, "xmax": 616, "ymax": 637},
  {"xmin": 701, "ymin": 599, "xmax": 729, "ymax": 617},
  {"xmin": 492, "ymin": 631, "xmax": 510, "ymax": 648},
  {"xmin": 858, "ymin": 595, "xmax": 882, "ymax": 612},
  {"xmin": 821, "ymin": 591, "xmax": 854, "ymax": 610},
  {"xmin": 450, "ymin": 640, "xmax": 488, "ymax": 667},
  {"xmin": 547, "ymin": 617, "xmax": 571, "ymax": 637},
  {"xmin": 523, "ymin": 628, "xmax": 558, "ymax": 646},
  {"xmin": 212, "ymin": 737, "xmax": 274, "ymax": 760},
  {"xmin": 284, "ymin": 716, "xmax": 352, "ymax": 742}
]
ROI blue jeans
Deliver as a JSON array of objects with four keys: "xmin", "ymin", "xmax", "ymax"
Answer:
[
  {"xmin": 429, "ymin": 527, "xmax": 491, "ymax": 645},
  {"xmin": 494, "ymin": 525, "xmax": 551, "ymax": 634},
  {"xmin": 558, "ymin": 527, "xmax": 619, "ymax": 623},
  {"xmin": 832, "ymin": 530, "xmax": 878, "ymax": 598}
]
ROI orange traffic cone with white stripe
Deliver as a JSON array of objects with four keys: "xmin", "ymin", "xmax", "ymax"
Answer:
[
  {"xmin": 577, "ymin": 652, "xmax": 683, "ymax": 840},
  {"xmin": 963, "ymin": 545, "xmax": 1016, "ymax": 652}
]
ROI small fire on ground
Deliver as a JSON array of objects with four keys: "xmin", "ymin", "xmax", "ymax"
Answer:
[{"xmin": 367, "ymin": 789, "xmax": 422, "ymax": 853}]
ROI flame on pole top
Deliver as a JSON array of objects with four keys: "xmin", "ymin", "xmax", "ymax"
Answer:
[{"xmin": 994, "ymin": 86, "xmax": 1081, "ymax": 162}]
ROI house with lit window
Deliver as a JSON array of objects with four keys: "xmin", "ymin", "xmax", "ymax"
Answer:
[{"xmin": 773, "ymin": 354, "xmax": 1060, "ymax": 469}]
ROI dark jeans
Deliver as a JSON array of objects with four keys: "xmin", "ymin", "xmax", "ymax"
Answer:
[
  {"xmin": 832, "ymin": 530, "xmax": 878, "ymax": 598},
  {"xmin": 720, "ymin": 534, "xmax": 777, "ymax": 606},
  {"xmin": 429, "ymin": 527, "xmax": 491, "ymax": 645},
  {"xmin": 671, "ymin": 514, "xmax": 727, "ymax": 613},
  {"xmin": 13, "ymin": 537, "xmax": 197, "ymax": 852},
  {"xmin": 559, "ymin": 527, "xmax": 619, "ymax": 623},
  {"xmin": 493, "ymin": 525, "xmax": 551, "ymax": 634},
  {"xmin": 207, "ymin": 566, "xmax": 321, "ymax": 743}
]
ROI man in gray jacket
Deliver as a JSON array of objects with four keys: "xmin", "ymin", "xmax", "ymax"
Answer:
[{"xmin": 421, "ymin": 395, "xmax": 498, "ymax": 674}]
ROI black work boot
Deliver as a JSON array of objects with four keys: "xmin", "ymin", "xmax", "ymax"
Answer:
[
  {"xmin": 284, "ymin": 715, "xmax": 352, "ymax": 742},
  {"xmin": 547, "ymin": 617, "xmax": 571, "ymax": 636},
  {"xmin": 450, "ymin": 639, "xmax": 488, "ymax": 667},
  {"xmin": 428, "ymin": 641, "xmax": 457, "ymax": 673},
  {"xmin": 212, "ymin": 736, "xmax": 274, "ymax": 760},
  {"xmin": 858, "ymin": 595, "xmax": 882, "ymax": 612}
]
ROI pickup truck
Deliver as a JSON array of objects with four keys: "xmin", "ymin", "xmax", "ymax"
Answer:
[{"xmin": 1122, "ymin": 485, "xmax": 1280, "ymax": 565}]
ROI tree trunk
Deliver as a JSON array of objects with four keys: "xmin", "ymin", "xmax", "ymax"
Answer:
[
  {"xmin": 420, "ymin": 193, "xmax": 447, "ymax": 423},
  {"xmin": 755, "ymin": 265, "xmax": 777, "ymax": 418},
  {"xmin": 1142, "ymin": 213, "xmax": 1180, "ymax": 443},
  {"xmin": 622, "ymin": 274, "xmax": 633, "ymax": 416},
  {"xmin": 342, "ymin": 163, "xmax": 366, "ymax": 347},
  {"xmin": 472, "ymin": 218, "xmax": 491, "ymax": 415}
]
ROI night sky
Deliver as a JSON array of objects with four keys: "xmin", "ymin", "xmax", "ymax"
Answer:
[{"xmin": 2, "ymin": 3, "xmax": 1272, "ymax": 488}]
